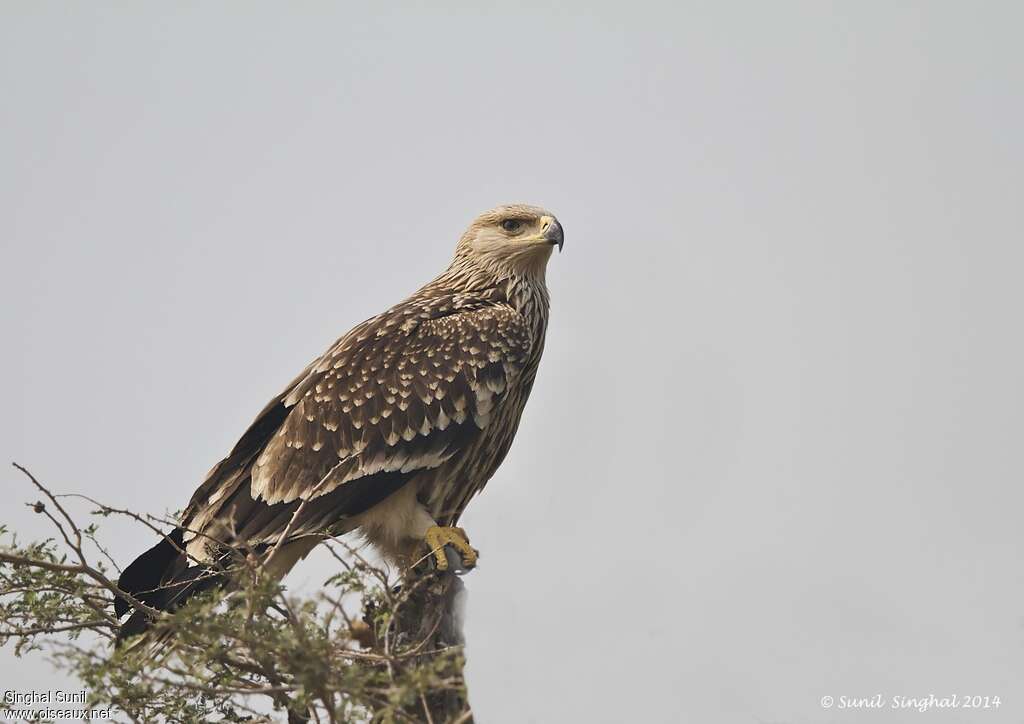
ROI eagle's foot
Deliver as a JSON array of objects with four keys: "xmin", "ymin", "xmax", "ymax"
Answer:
[{"xmin": 423, "ymin": 525, "xmax": 477, "ymax": 572}]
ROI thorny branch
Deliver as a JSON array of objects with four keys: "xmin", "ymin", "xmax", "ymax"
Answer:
[{"xmin": 0, "ymin": 463, "xmax": 474, "ymax": 723}]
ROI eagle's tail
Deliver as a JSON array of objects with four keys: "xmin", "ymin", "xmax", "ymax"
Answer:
[
  {"xmin": 114, "ymin": 529, "xmax": 226, "ymax": 647},
  {"xmin": 114, "ymin": 531, "xmax": 320, "ymax": 650}
]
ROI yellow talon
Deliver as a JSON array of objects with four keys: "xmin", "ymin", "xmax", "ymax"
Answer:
[{"xmin": 424, "ymin": 526, "xmax": 478, "ymax": 571}]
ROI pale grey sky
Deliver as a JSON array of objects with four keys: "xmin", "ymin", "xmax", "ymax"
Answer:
[{"xmin": 2, "ymin": 3, "xmax": 1023, "ymax": 722}]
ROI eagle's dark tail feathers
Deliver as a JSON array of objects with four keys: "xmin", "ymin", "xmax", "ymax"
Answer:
[{"xmin": 114, "ymin": 528, "xmax": 226, "ymax": 645}]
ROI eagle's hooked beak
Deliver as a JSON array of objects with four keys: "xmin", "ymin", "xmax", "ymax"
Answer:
[{"xmin": 540, "ymin": 216, "xmax": 564, "ymax": 252}]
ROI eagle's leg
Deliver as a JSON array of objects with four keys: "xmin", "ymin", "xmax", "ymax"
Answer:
[{"xmin": 424, "ymin": 526, "xmax": 478, "ymax": 572}]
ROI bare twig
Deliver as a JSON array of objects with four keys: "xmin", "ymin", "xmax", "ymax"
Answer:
[{"xmin": 1, "ymin": 465, "xmax": 473, "ymax": 723}]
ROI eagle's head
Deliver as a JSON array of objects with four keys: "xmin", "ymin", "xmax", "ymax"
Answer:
[{"xmin": 455, "ymin": 203, "xmax": 564, "ymax": 279}]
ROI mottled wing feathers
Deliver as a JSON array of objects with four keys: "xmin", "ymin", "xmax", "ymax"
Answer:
[
  {"xmin": 181, "ymin": 301, "xmax": 532, "ymax": 552},
  {"xmin": 251, "ymin": 304, "xmax": 532, "ymax": 507}
]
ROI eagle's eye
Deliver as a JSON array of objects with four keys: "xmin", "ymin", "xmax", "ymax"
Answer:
[{"xmin": 500, "ymin": 219, "xmax": 524, "ymax": 234}]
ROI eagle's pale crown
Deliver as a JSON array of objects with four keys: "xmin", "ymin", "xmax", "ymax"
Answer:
[{"xmin": 455, "ymin": 204, "xmax": 564, "ymax": 279}]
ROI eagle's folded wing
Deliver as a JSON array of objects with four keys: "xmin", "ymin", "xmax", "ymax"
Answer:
[{"xmin": 180, "ymin": 303, "xmax": 532, "ymax": 555}]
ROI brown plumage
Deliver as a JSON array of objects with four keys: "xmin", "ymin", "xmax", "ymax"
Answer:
[{"xmin": 116, "ymin": 204, "xmax": 562, "ymax": 637}]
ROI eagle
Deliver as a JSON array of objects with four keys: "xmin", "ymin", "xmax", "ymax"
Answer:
[{"xmin": 115, "ymin": 204, "xmax": 563, "ymax": 639}]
